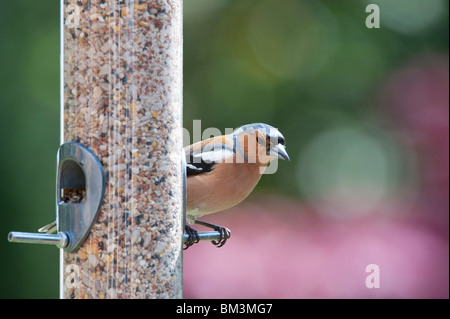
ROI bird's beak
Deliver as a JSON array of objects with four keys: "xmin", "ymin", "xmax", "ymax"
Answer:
[{"xmin": 270, "ymin": 144, "xmax": 290, "ymax": 161}]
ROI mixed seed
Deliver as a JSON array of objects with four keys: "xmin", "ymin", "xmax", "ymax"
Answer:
[{"xmin": 62, "ymin": 0, "xmax": 183, "ymax": 299}]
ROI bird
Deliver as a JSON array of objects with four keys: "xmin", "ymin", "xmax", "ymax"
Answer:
[
  {"xmin": 39, "ymin": 123, "xmax": 290, "ymax": 249},
  {"xmin": 184, "ymin": 123, "xmax": 289, "ymax": 249}
]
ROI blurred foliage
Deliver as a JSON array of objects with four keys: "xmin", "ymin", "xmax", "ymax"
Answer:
[
  {"xmin": 0, "ymin": 0, "xmax": 448, "ymax": 298},
  {"xmin": 0, "ymin": 1, "xmax": 60, "ymax": 298}
]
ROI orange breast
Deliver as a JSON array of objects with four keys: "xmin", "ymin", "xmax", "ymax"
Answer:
[{"xmin": 186, "ymin": 161, "xmax": 264, "ymax": 217}]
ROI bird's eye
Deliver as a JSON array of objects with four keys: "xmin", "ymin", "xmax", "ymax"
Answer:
[{"xmin": 278, "ymin": 136, "xmax": 285, "ymax": 145}]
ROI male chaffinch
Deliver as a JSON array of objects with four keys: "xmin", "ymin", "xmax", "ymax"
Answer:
[
  {"xmin": 184, "ymin": 123, "xmax": 289, "ymax": 249},
  {"xmin": 39, "ymin": 123, "xmax": 289, "ymax": 249}
]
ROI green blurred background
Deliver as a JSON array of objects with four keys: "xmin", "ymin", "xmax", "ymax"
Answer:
[{"xmin": 1, "ymin": 0, "xmax": 448, "ymax": 298}]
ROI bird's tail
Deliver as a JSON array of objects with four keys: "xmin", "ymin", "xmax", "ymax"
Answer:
[{"xmin": 38, "ymin": 221, "xmax": 57, "ymax": 234}]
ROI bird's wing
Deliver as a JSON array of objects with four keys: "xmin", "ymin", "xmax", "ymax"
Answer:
[{"xmin": 185, "ymin": 136, "xmax": 235, "ymax": 176}]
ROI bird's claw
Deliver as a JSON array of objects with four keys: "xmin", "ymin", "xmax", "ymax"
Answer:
[
  {"xmin": 211, "ymin": 225, "xmax": 231, "ymax": 248},
  {"xmin": 184, "ymin": 221, "xmax": 231, "ymax": 249},
  {"xmin": 184, "ymin": 225, "xmax": 200, "ymax": 250}
]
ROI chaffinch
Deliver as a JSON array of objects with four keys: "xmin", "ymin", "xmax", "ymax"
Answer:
[
  {"xmin": 39, "ymin": 123, "xmax": 289, "ymax": 250},
  {"xmin": 184, "ymin": 123, "xmax": 289, "ymax": 249}
]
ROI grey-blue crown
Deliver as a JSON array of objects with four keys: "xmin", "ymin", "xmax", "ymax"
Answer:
[{"xmin": 231, "ymin": 123, "xmax": 285, "ymax": 145}]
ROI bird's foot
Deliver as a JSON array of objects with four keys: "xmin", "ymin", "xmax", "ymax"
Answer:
[
  {"xmin": 211, "ymin": 225, "xmax": 231, "ymax": 248},
  {"xmin": 183, "ymin": 225, "xmax": 200, "ymax": 250},
  {"xmin": 194, "ymin": 220, "xmax": 231, "ymax": 248}
]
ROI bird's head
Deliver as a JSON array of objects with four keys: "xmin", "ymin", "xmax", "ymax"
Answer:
[{"xmin": 230, "ymin": 123, "xmax": 290, "ymax": 165}]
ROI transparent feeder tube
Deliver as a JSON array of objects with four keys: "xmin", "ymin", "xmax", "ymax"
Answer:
[{"xmin": 61, "ymin": 0, "xmax": 183, "ymax": 299}]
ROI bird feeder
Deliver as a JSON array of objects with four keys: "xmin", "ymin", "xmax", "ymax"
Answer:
[
  {"xmin": 10, "ymin": 0, "xmax": 184, "ymax": 299},
  {"xmin": 60, "ymin": 0, "xmax": 184, "ymax": 299}
]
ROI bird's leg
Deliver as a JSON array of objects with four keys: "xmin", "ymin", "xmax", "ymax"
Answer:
[
  {"xmin": 194, "ymin": 219, "xmax": 231, "ymax": 248},
  {"xmin": 184, "ymin": 225, "xmax": 200, "ymax": 250}
]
